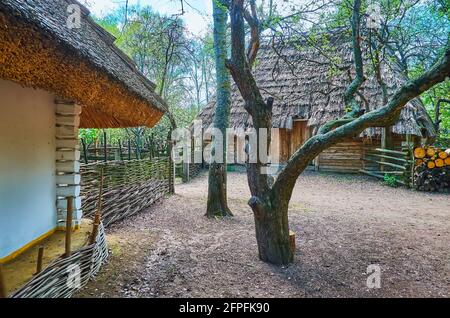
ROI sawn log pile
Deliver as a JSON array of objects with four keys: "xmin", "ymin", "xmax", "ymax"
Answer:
[{"xmin": 414, "ymin": 146, "xmax": 450, "ymax": 192}]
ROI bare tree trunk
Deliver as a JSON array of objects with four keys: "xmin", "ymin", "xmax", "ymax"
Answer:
[
  {"xmin": 206, "ymin": 0, "xmax": 232, "ymax": 218},
  {"xmin": 203, "ymin": 55, "xmax": 210, "ymax": 103},
  {"xmin": 226, "ymin": 0, "xmax": 292, "ymax": 263},
  {"xmin": 250, "ymin": 194, "xmax": 292, "ymax": 264}
]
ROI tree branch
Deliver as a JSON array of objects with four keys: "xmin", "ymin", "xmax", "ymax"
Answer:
[
  {"xmin": 243, "ymin": 0, "xmax": 260, "ymax": 67},
  {"xmin": 273, "ymin": 46, "xmax": 450, "ymax": 198},
  {"xmin": 316, "ymin": 0, "xmax": 365, "ymax": 135},
  {"xmin": 228, "ymin": 0, "xmax": 272, "ymax": 197},
  {"xmin": 343, "ymin": 0, "xmax": 365, "ymax": 117}
]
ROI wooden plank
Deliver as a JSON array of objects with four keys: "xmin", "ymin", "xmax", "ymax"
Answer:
[
  {"xmin": 322, "ymin": 150, "xmax": 363, "ymax": 155},
  {"xmin": 319, "ymin": 161, "xmax": 362, "ymax": 167},
  {"xmin": 363, "ymin": 158, "xmax": 406, "ymax": 170},
  {"xmin": 373, "ymin": 148, "xmax": 408, "ymax": 156},
  {"xmin": 56, "ymin": 161, "xmax": 80, "ymax": 173},
  {"xmin": 320, "ymin": 167, "xmax": 361, "ymax": 172},
  {"xmin": 319, "ymin": 163, "xmax": 361, "ymax": 168},
  {"xmin": 56, "ymin": 115, "xmax": 80, "ymax": 127},
  {"xmin": 57, "ymin": 197, "xmax": 82, "ymax": 210},
  {"xmin": 56, "ymin": 150, "xmax": 81, "ymax": 161},
  {"xmin": 56, "ymin": 139, "xmax": 79, "ymax": 150},
  {"xmin": 323, "ymin": 145, "xmax": 362, "ymax": 150},
  {"xmin": 56, "ymin": 185, "xmax": 81, "ymax": 197},
  {"xmin": 56, "ymin": 103, "xmax": 82, "ymax": 115},
  {"xmin": 56, "ymin": 173, "xmax": 81, "ymax": 185},
  {"xmin": 320, "ymin": 155, "xmax": 362, "ymax": 160},
  {"xmin": 365, "ymin": 153, "xmax": 410, "ymax": 163},
  {"xmin": 319, "ymin": 168, "xmax": 360, "ymax": 173},
  {"xmin": 362, "ymin": 170, "xmax": 404, "ymax": 175},
  {"xmin": 56, "ymin": 125, "xmax": 79, "ymax": 137}
]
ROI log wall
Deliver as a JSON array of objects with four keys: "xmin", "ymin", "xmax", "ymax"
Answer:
[
  {"xmin": 55, "ymin": 100, "xmax": 83, "ymax": 229},
  {"xmin": 317, "ymin": 139, "xmax": 369, "ymax": 173},
  {"xmin": 317, "ymin": 135, "xmax": 405, "ymax": 173}
]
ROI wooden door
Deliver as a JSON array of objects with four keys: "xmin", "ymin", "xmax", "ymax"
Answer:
[{"xmin": 289, "ymin": 121, "xmax": 308, "ymax": 157}]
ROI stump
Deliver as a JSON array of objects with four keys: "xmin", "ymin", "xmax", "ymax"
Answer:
[{"xmin": 289, "ymin": 231, "xmax": 296, "ymax": 253}]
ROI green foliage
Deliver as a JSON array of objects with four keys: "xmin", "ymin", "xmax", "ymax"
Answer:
[
  {"xmin": 383, "ymin": 174, "xmax": 398, "ymax": 187},
  {"xmin": 79, "ymin": 129, "xmax": 99, "ymax": 145},
  {"xmin": 421, "ymin": 81, "xmax": 450, "ymax": 139},
  {"xmin": 321, "ymin": 0, "xmax": 449, "ymax": 141},
  {"xmin": 86, "ymin": 4, "xmax": 216, "ymax": 144}
]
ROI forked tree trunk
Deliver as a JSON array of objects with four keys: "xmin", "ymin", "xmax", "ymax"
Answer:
[
  {"xmin": 227, "ymin": 0, "xmax": 449, "ymax": 265},
  {"xmin": 206, "ymin": 0, "xmax": 232, "ymax": 218}
]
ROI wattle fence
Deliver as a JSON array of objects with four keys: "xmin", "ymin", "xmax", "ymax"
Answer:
[
  {"xmin": 80, "ymin": 157, "xmax": 174, "ymax": 227},
  {"xmin": 361, "ymin": 147, "xmax": 414, "ymax": 187},
  {"xmin": 8, "ymin": 156, "xmax": 174, "ymax": 298},
  {"xmin": 10, "ymin": 223, "xmax": 108, "ymax": 298}
]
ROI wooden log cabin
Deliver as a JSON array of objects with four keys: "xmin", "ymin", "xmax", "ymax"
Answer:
[
  {"xmin": 196, "ymin": 38, "xmax": 436, "ymax": 173},
  {"xmin": 0, "ymin": 0, "xmax": 168, "ymax": 262}
]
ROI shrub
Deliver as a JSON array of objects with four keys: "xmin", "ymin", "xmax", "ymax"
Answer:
[{"xmin": 383, "ymin": 174, "xmax": 398, "ymax": 187}]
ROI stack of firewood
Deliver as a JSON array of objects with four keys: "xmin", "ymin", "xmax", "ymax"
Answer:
[{"xmin": 414, "ymin": 146, "xmax": 450, "ymax": 192}]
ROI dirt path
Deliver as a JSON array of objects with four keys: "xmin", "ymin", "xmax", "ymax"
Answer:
[{"xmin": 77, "ymin": 171, "xmax": 450, "ymax": 298}]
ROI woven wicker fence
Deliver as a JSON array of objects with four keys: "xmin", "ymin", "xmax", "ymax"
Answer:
[
  {"xmin": 81, "ymin": 157, "xmax": 172, "ymax": 227},
  {"xmin": 175, "ymin": 163, "xmax": 204, "ymax": 182},
  {"xmin": 189, "ymin": 163, "xmax": 203, "ymax": 179},
  {"xmin": 10, "ymin": 224, "xmax": 108, "ymax": 298},
  {"xmin": 8, "ymin": 157, "xmax": 171, "ymax": 298}
]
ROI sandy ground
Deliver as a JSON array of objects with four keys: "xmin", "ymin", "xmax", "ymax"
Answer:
[
  {"xmin": 4, "ymin": 219, "xmax": 93, "ymax": 295},
  {"xmin": 77, "ymin": 171, "xmax": 450, "ymax": 298}
]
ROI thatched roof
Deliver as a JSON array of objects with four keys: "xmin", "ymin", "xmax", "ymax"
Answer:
[
  {"xmin": 0, "ymin": 0, "xmax": 167, "ymax": 128},
  {"xmin": 197, "ymin": 39, "xmax": 435, "ymax": 138}
]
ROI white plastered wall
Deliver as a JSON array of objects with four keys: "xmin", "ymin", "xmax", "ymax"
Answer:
[{"xmin": 0, "ymin": 79, "xmax": 57, "ymax": 259}]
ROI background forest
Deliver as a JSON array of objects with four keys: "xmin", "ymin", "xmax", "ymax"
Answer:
[
  {"xmin": 79, "ymin": 0, "xmax": 449, "ymax": 150},
  {"xmin": 80, "ymin": 3, "xmax": 216, "ymax": 150}
]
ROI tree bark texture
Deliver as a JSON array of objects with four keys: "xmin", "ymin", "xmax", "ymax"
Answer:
[{"xmin": 206, "ymin": 0, "xmax": 233, "ymax": 218}]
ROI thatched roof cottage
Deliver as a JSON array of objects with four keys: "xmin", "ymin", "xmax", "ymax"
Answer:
[
  {"xmin": 0, "ymin": 0, "xmax": 167, "ymax": 261},
  {"xmin": 197, "ymin": 38, "xmax": 436, "ymax": 173}
]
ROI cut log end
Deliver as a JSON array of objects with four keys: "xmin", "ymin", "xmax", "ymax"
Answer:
[
  {"xmin": 426, "ymin": 147, "xmax": 436, "ymax": 157},
  {"xmin": 435, "ymin": 159, "xmax": 444, "ymax": 168},
  {"xmin": 414, "ymin": 147, "xmax": 425, "ymax": 159},
  {"xmin": 438, "ymin": 151, "xmax": 448, "ymax": 159},
  {"xmin": 445, "ymin": 157, "xmax": 450, "ymax": 166}
]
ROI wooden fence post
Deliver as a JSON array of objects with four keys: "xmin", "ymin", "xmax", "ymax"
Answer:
[
  {"xmin": 0, "ymin": 264, "xmax": 7, "ymax": 298},
  {"xmin": 128, "ymin": 140, "xmax": 132, "ymax": 161},
  {"xmin": 90, "ymin": 168, "xmax": 104, "ymax": 245},
  {"xmin": 135, "ymin": 138, "xmax": 141, "ymax": 160},
  {"xmin": 81, "ymin": 138, "xmax": 88, "ymax": 164},
  {"xmin": 118, "ymin": 139, "xmax": 123, "ymax": 161},
  {"xmin": 289, "ymin": 231, "xmax": 296, "ymax": 252},
  {"xmin": 36, "ymin": 246, "xmax": 45, "ymax": 274},
  {"xmin": 65, "ymin": 197, "xmax": 73, "ymax": 258},
  {"xmin": 168, "ymin": 139, "xmax": 175, "ymax": 194},
  {"xmin": 103, "ymin": 131, "xmax": 108, "ymax": 162},
  {"xmin": 183, "ymin": 162, "xmax": 190, "ymax": 183},
  {"xmin": 148, "ymin": 136, "xmax": 153, "ymax": 159}
]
